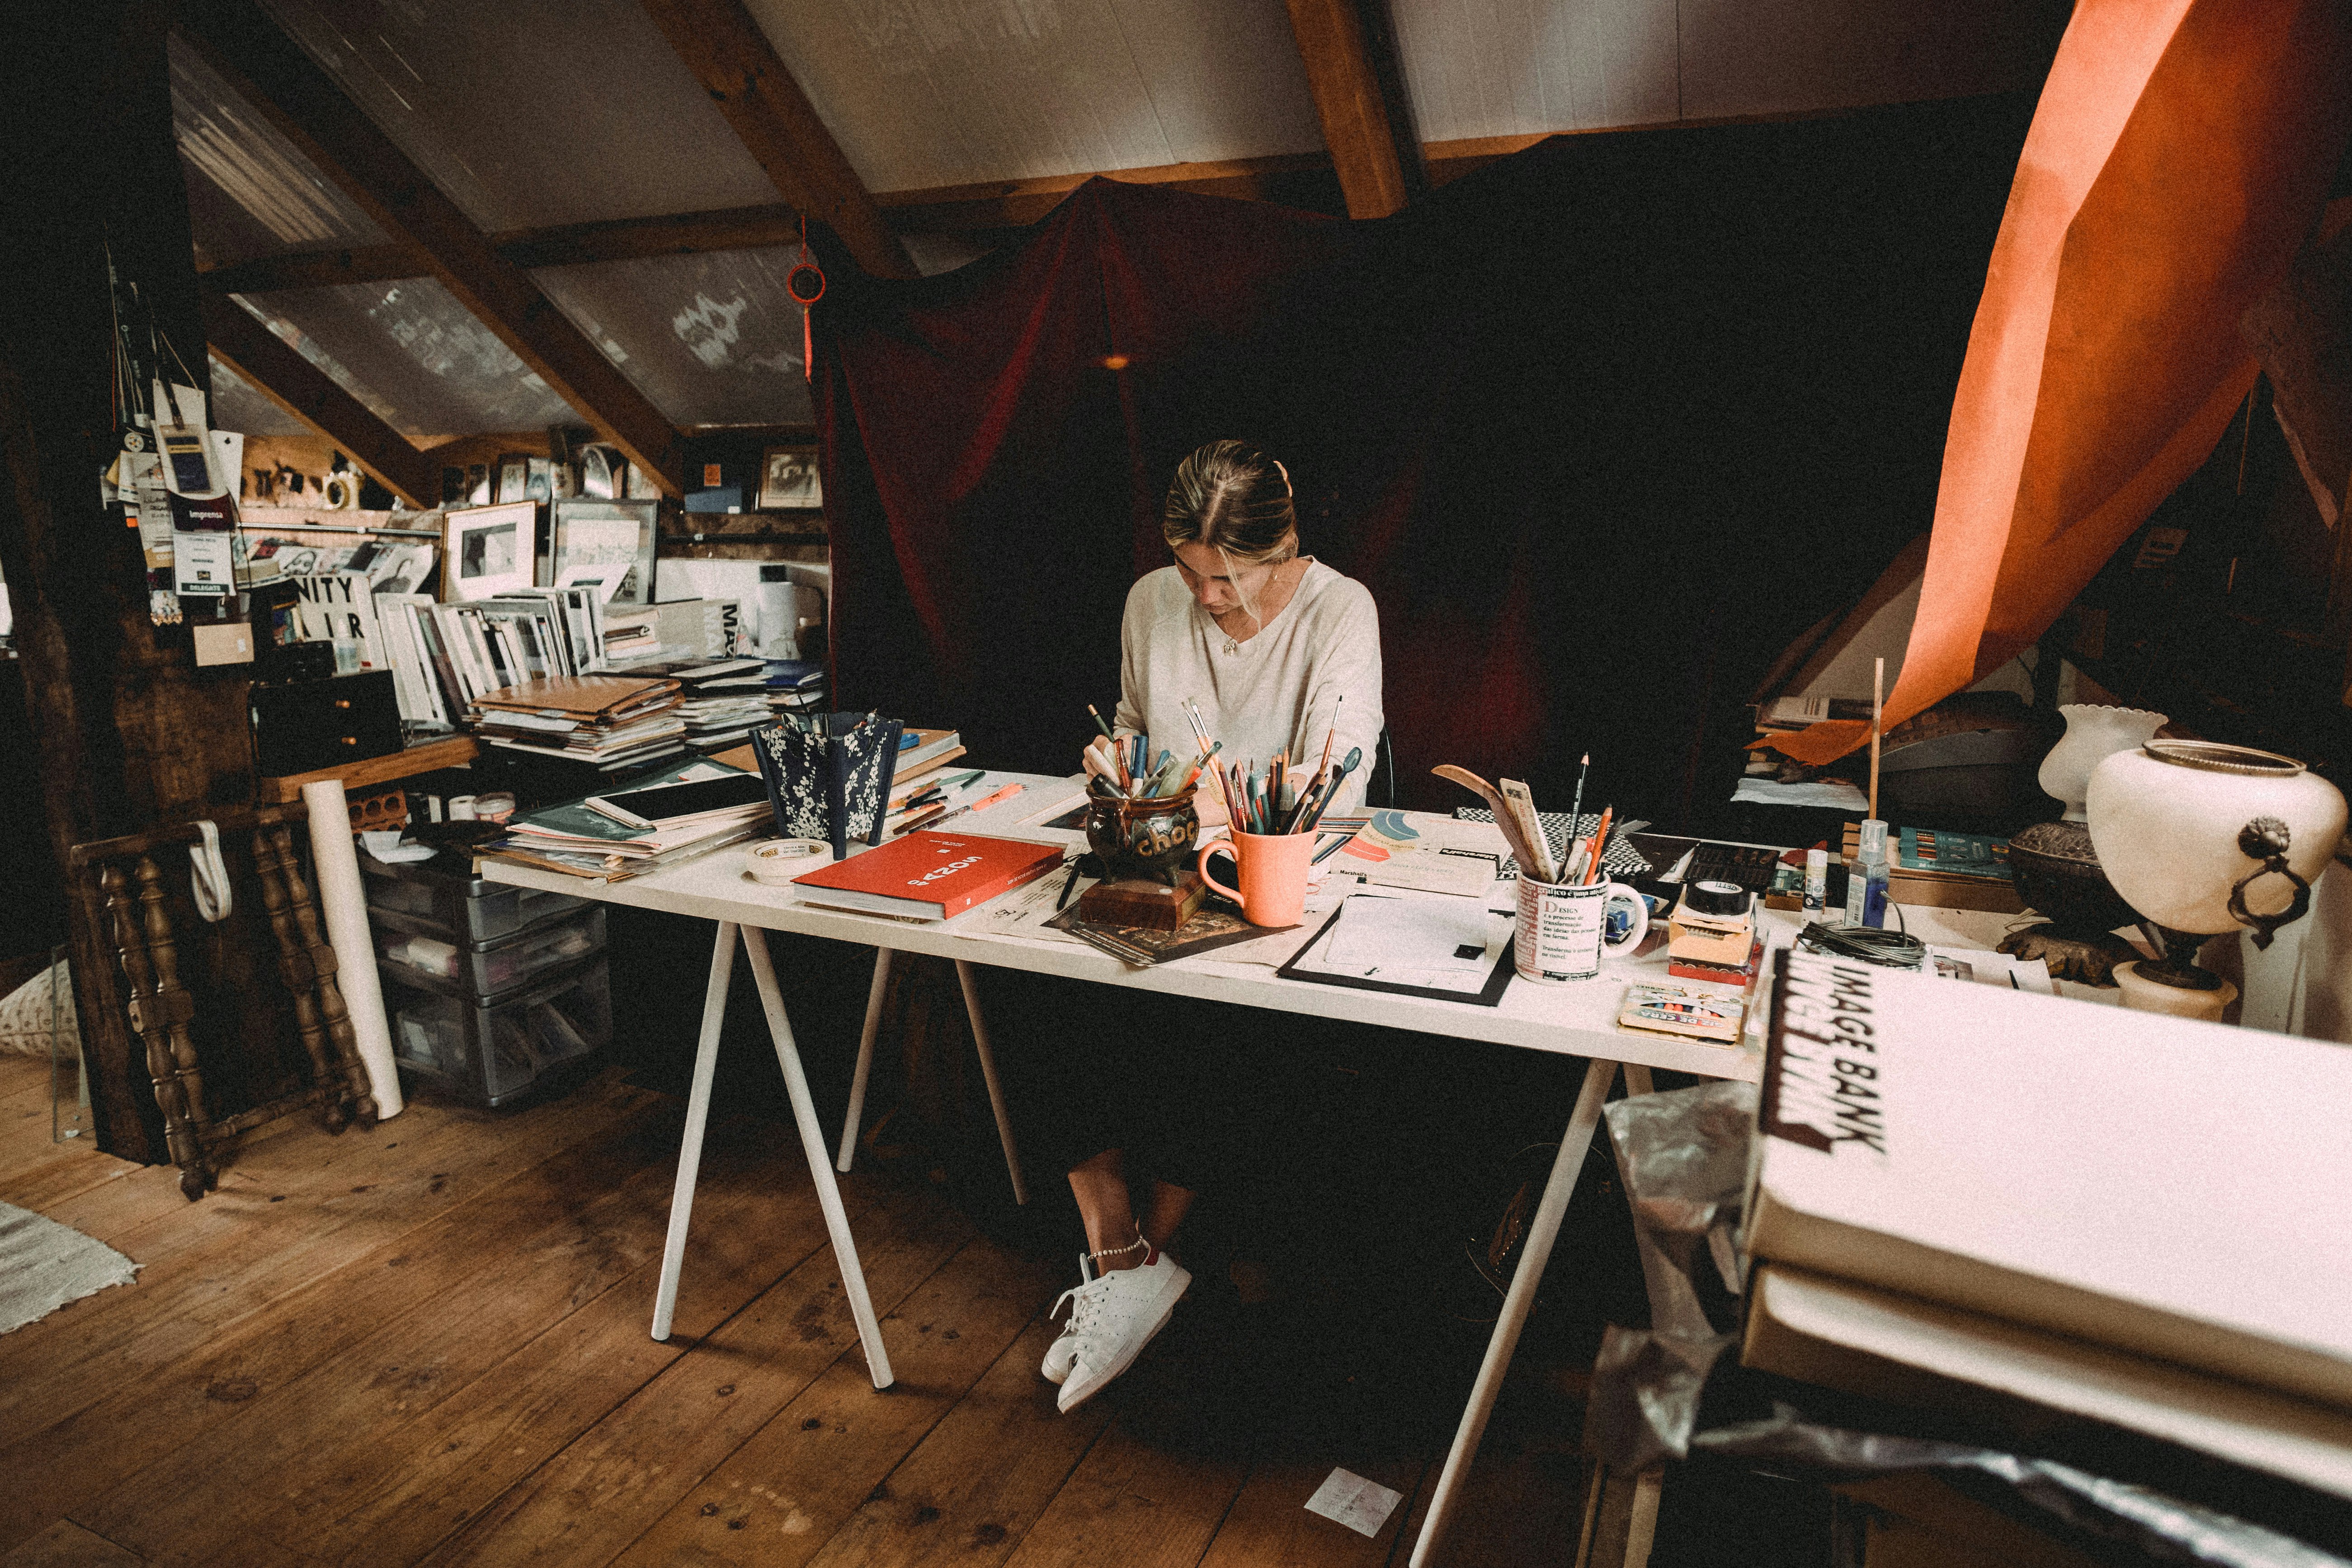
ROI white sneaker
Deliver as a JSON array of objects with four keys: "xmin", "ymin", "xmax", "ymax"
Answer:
[
  {"xmin": 1039, "ymin": 1251, "xmax": 1092, "ymax": 1385},
  {"xmin": 1052, "ymin": 1247, "xmax": 1191, "ymax": 1413}
]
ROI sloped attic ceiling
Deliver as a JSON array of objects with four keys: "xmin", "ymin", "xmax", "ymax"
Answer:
[{"xmin": 180, "ymin": 0, "xmax": 2067, "ymax": 464}]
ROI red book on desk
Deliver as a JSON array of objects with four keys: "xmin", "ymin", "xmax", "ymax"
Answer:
[{"xmin": 790, "ymin": 830, "xmax": 1064, "ymax": 921}]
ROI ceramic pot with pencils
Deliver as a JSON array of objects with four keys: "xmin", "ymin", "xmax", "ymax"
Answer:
[{"xmin": 1085, "ymin": 784, "xmax": 1201, "ymax": 885}]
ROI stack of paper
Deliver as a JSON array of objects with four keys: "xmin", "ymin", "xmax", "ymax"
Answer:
[
  {"xmin": 474, "ymin": 674, "xmax": 686, "ymax": 768},
  {"xmin": 484, "ymin": 760, "xmax": 766, "ymax": 880}
]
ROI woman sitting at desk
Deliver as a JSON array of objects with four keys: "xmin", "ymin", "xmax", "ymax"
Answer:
[{"xmin": 1041, "ymin": 438, "xmax": 1384, "ymax": 1412}]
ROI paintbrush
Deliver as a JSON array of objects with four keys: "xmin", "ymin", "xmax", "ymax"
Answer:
[
  {"xmin": 1567, "ymin": 751, "xmax": 1591, "ymax": 843},
  {"xmin": 1306, "ymin": 747, "xmax": 1363, "ymax": 833}
]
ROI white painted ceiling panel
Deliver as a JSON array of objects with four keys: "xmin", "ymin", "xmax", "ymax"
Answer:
[
  {"xmin": 751, "ymin": 0, "xmax": 1325, "ymax": 195},
  {"xmin": 254, "ymin": 0, "xmax": 780, "ymax": 233},
  {"xmin": 532, "ymin": 251, "xmax": 818, "ymax": 428},
  {"xmin": 1677, "ymin": 0, "xmax": 2069, "ymax": 122},
  {"xmin": 170, "ymin": 36, "xmax": 386, "ymax": 268},
  {"xmin": 231, "ymin": 281, "xmax": 574, "ymax": 446},
  {"xmin": 1392, "ymin": 0, "xmax": 1678, "ymax": 144}
]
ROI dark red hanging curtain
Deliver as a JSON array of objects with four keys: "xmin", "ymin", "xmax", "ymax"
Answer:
[{"xmin": 813, "ymin": 94, "xmax": 2035, "ymax": 818}]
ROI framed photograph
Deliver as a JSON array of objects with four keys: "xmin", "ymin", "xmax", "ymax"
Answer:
[
  {"xmin": 443, "ymin": 501, "xmax": 536, "ymax": 601},
  {"xmin": 757, "ymin": 443, "xmax": 822, "ymax": 511},
  {"xmin": 549, "ymin": 497, "xmax": 658, "ymax": 605}
]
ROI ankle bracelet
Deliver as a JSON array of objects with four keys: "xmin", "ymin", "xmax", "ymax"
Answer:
[{"xmin": 1087, "ymin": 1234, "xmax": 1148, "ymax": 1263}]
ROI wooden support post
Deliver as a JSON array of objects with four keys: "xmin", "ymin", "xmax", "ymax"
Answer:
[
  {"xmin": 636, "ymin": 0, "xmax": 920, "ymax": 280},
  {"xmin": 0, "ymin": 0, "xmax": 264, "ymax": 1164},
  {"xmin": 1285, "ymin": 0, "xmax": 1426, "ymax": 219},
  {"xmin": 201, "ymin": 294, "xmax": 438, "ymax": 508},
  {"xmin": 177, "ymin": 0, "xmax": 689, "ymax": 495}
]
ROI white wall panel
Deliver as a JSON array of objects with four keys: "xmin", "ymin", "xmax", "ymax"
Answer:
[
  {"xmin": 1677, "ymin": 0, "xmax": 2069, "ymax": 122},
  {"xmin": 752, "ymin": 0, "xmax": 1324, "ymax": 195},
  {"xmin": 255, "ymin": 0, "xmax": 780, "ymax": 233},
  {"xmin": 1392, "ymin": 0, "xmax": 1678, "ymax": 144},
  {"xmin": 532, "ymin": 251, "xmax": 818, "ymax": 428},
  {"xmin": 232, "ymin": 282, "xmax": 573, "ymax": 445}
]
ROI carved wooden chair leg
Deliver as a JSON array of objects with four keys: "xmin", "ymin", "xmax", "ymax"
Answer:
[
  {"xmin": 253, "ymin": 826, "xmax": 350, "ymax": 1132},
  {"xmin": 102, "ymin": 861, "xmax": 212, "ymax": 1201},
  {"xmin": 271, "ymin": 824, "xmax": 377, "ymax": 1128}
]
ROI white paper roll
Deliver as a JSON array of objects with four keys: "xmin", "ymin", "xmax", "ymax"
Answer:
[{"xmin": 302, "ymin": 779, "xmax": 404, "ymax": 1119}]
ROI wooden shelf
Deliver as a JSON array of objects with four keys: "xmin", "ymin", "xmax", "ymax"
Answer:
[{"xmin": 257, "ymin": 734, "xmax": 479, "ymax": 803}]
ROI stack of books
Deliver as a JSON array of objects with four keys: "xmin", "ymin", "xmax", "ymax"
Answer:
[
  {"xmin": 1745, "ymin": 951, "xmax": 2352, "ymax": 1501},
  {"xmin": 473, "ymin": 674, "xmax": 686, "ymax": 769},
  {"xmin": 1840, "ymin": 822, "xmax": 2021, "ymax": 913},
  {"xmin": 879, "ymin": 728, "xmax": 974, "ymax": 834},
  {"xmin": 484, "ymin": 759, "xmax": 768, "ymax": 881}
]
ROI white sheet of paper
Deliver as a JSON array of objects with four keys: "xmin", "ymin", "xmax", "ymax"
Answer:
[
  {"xmin": 1732, "ymin": 777, "xmax": 1870, "ymax": 810},
  {"xmin": 1292, "ymin": 893, "xmax": 1506, "ymax": 993},
  {"xmin": 1305, "ymin": 1468, "xmax": 1402, "ymax": 1538},
  {"xmin": 1324, "ymin": 894, "xmax": 1492, "ymax": 973}
]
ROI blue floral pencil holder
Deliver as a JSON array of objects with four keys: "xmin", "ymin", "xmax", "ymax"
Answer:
[{"xmin": 752, "ymin": 712, "xmax": 905, "ymax": 861}]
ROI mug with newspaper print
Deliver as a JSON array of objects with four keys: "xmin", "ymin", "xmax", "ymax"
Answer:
[{"xmin": 1513, "ymin": 874, "xmax": 1648, "ymax": 983}]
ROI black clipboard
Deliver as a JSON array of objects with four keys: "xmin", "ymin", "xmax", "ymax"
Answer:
[{"xmin": 1274, "ymin": 898, "xmax": 1517, "ymax": 1007}]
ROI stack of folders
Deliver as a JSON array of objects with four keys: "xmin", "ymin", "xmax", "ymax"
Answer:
[
  {"xmin": 613, "ymin": 655, "xmax": 770, "ymax": 749},
  {"xmin": 485, "ymin": 758, "xmax": 767, "ymax": 881},
  {"xmin": 1746, "ymin": 951, "xmax": 2352, "ymax": 1502},
  {"xmin": 473, "ymin": 674, "xmax": 686, "ymax": 768},
  {"xmin": 376, "ymin": 588, "xmax": 608, "ymax": 730}
]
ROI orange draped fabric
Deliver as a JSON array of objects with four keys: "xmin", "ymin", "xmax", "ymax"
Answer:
[{"xmin": 1777, "ymin": 0, "xmax": 2352, "ymax": 766}]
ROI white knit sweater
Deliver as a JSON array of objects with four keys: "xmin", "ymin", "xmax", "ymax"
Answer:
[{"xmin": 1111, "ymin": 560, "xmax": 1386, "ymax": 813}]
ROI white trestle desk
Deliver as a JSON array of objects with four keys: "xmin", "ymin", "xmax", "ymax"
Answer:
[{"xmin": 484, "ymin": 771, "xmax": 1765, "ymax": 1567}]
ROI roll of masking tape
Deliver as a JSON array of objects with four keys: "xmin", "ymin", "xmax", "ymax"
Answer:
[{"xmin": 747, "ymin": 838, "xmax": 831, "ymax": 883}]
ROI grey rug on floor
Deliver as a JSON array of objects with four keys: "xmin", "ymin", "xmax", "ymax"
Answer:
[{"xmin": 0, "ymin": 1200, "xmax": 140, "ymax": 1334}]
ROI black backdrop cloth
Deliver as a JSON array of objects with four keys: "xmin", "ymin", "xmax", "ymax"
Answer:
[{"xmin": 814, "ymin": 94, "xmax": 2035, "ymax": 820}]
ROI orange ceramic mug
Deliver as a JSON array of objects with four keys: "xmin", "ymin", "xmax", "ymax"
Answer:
[{"xmin": 1196, "ymin": 829, "xmax": 1314, "ymax": 928}]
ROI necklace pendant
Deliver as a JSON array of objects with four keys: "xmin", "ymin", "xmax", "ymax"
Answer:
[{"xmin": 1223, "ymin": 637, "xmax": 1240, "ymax": 655}]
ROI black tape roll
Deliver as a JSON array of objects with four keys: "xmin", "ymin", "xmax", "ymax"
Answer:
[{"xmin": 1684, "ymin": 879, "xmax": 1750, "ymax": 916}]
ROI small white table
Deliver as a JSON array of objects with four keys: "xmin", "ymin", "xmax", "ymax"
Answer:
[{"xmin": 485, "ymin": 774, "xmax": 1776, "ymax": 1567}]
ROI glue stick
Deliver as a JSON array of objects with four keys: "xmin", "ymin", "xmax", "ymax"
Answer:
[
  {"xmin": 1857, "ymin": 819, "xmax": 1891, "ymax": 929},
  {"xmin": 1803, "ymin": 848, "xmax": 1827, "ymax": 920}
]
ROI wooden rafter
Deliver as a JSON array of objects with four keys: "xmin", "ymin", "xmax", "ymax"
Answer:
[
  {"xmin": 203, "ymin": 294, "xmax": 438, "ymax": 507},
  {"xmin": 636, "ymin": 0, "xmax": 919, "ymax": 280},
  {"xmin": 1284, "ymin": 0, "xmax": 1424, "ymax": 218},
  {"xmin": 176, "ymin": 0, "xmax": 688, "ymax": 495}
]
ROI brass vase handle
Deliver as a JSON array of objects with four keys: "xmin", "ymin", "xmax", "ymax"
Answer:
[{"xmin": 2227, "ymin": 817, "xmax": 2310, "ymax": 950}]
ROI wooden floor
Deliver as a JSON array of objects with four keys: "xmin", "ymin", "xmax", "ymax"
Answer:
[{"xmin": 0, "ymin": 1050, "xmax": 1589, "ymax": 1568}]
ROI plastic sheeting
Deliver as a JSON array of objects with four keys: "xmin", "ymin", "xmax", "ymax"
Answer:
[
  {"xmin": 230, "ymin": 282, "xmax": 571, "ymax": 445},
  {"xmin": 753, "ymin": 0, "xmax": 1324, "ymax": 195},
  {"xmin": 255, "ymin": 0, "xmax": 777, "ymax": 233},
  {"xmin": 531, "ymin": 250, "xmax": 817, "ymax": 428},
  {"xmin": 169, "ymin": 34, "xmax": 385, "ymax": 269}
]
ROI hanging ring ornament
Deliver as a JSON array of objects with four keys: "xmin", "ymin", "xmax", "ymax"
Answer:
[
  {"xmin": 2226, "ymin": 816, "xmax": 2310, "ymax": 949},
  {"xmin": 788, "ymin": 214, "xmax": 827, "ymax": 383}
]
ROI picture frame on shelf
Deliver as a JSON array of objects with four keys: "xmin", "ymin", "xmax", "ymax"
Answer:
[
  {"xmin": 757, "ymin": 443, "xmax": 822, "ymax": 511},
  {"xmin": 549, "ymin": 497, "xmax": 658, "ymax": 605},
  {"xmin": 442, "ymin": 501, "xmax": 536, "ymax": 601}
]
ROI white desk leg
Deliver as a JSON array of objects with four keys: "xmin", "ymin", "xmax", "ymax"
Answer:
[
  {"xmin": 1411, "ymin": 1055, "xmax": 1618, "ymax": 1567},
  {"xmin": 1622, "ymin": 1064, "xmax": 1654, "ymax": 1097},
  {"xmin": 652, "ymin": 920, "xmax": 736, "ymax": 1342},
  {"xmin": 954, "ymin": 959, "xmax": 1028, "ymax": 1205},
  {"xmin": 837, "ymin": 947, "xmax": 896, "ymax": 1173},
  {"xmin": 740, "ymin": 925, "xmax": 896, "ymax": 1390}
]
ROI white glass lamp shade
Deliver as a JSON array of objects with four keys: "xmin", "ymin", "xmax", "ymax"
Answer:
[
  {"xmin": 2039, "ymin": 704, "xmax": 2166, "ymax": 822},
  {"xmin": 2086, "ymin": 741, "xmax": 2347, "ymax": 936}
]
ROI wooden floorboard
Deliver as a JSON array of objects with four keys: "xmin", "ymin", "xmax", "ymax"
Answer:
[{"xmin": 0, "ymin": 1045, "xmax": 1586, "ymax": 1567}]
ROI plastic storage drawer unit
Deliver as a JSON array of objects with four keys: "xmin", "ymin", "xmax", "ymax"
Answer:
[
  {"xmin": 360, "ymin": 847, "xmax": 591, "ymax": 944},
  {"xmin": 373, "ymin": 905, "xmax": 606, "ymax": 998},
  {"xmin": 384, "ymin": 956, "xmax": 611, "ymax": 1107}
]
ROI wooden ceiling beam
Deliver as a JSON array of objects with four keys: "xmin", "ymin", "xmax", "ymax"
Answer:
[
  {"xmin": 1284, "ymin": 0, "xmax": 1425, "ymax": 218},
  {"xmin": 636, "ymin": 0, "xmax": 919, "ymax": 280},
  {"xmin": 202, "ymin": 293, "xmax": 438, "ymax": 508},
  {"xmin": 176, "ymin": 0, "xmax": 687, "ymax": 495}
]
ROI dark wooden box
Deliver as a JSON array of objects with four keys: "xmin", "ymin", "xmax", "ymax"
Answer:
[{"xmin": 250, "ymin": 670, "xmax": 403, "ymax": 778}]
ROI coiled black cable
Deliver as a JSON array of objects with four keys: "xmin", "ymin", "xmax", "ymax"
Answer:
[{"xmin": 1794, "ymin": 919, "xmax": 1926, "ymax": 968}]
